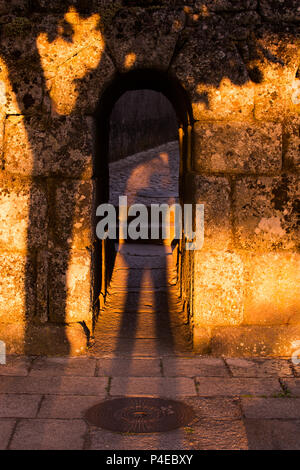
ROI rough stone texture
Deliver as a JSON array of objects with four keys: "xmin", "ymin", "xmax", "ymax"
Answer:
[
  {"xmin": 53, "ymin": 180, "xmax": 94, "ymax": 249},
  {"xmin": 104, "ymin": 7, "xmax": 185, "ymax": 72},
  {"xmin": 10, "ymin": 419, "xmax": 87, "ymax": 450},
  {"xmin": 242, "ymin": 397, "xmax": 300, "ymax": 419},
  {"xmin": 182, "ymin": 419, "xmax": 249, "ymax": 450},
  {"xmin": 0, "ymin": 176, "xmax": 47, "ymax": 250},
  {"xmin": 0, "ymin": 394, "xmax": 41, "ymax": 418},
  {"xmin": 0, "ymin": 419, "xmax": 15, "ymax": 450},
  {"xmin": 250, "ymin": 31, "xmax": 299, "ymax": 121},
  {"xmin": 245, "ymin": 419, "xmax": 300, "ymax": 450},
  {"xmin": 243, "ymin": 252, "xmax": 300, "ymax": 325},
  {"xmin": 48, "ymin": 249, "xmax": 92, "ymax": 324},
  {"xmin": 184, "ymin": 396, "xmax": 241, "ymax": 420},
  {"xmin": 185, "ymin": 173, "xmax": 232, "ymax": 250},
  {"xmin": 234, "ymin": 176, "xmax": 300, "ymax": 250},
  {"xmin": 226, "ymin": 358, "xmax": 293, "ymax": 377},
  {"xmin": 211, "ymin": 325, "xmax": 300, "ymax": 357},
  {"xmin": 96, "ymin": 358, "xmax": 161, "ymax": 377},
  {"xmin": 0, "ymin": 323, "xmax": 88, "ymax": 356},
  {"xmin": 110, "ymin": 377, "xmax": 197, "ymax": 397},
  {"xmin": 163, "ymin": 357, "xmax": 229, "ymax": 377},
  {"xmin": 282, "ymin": 379, "xmax": 300, "ymax": 397},
  {"xmin": 0, "ymin": 376, "xmax": 108, "ymax": 395},
  {"xmin": 35, "ymin": 11, "xmax": 116, "ymax": 115},
  {"xmin": 0, "ymin": 252, "xmax": 36, "ymax": 322},
  {"xmin": 193, "ymin": 121, "xmax": 282, "ymax": 173},
  {"xmin": 284, "ymin": 116, "xmax": 300, "ymax": 171},
  {"xmin": 38, "ymin": 395, "xmax": 102, "ymax": 419},
  {"xmin": 4, "ymin": 115, "xmax": 93, "ymax": 177},
  {"xmin": 193, "ymin": 251, "xmax": 244, "ymax": 327},
  {"xmin": 259, "ymin": 0, "xmax": 300, "ymax": 22},
  {"xmin": 0, "ymin": 356, "xmax": 31, "ymax": 376},
  {"xmin": 195, "ymin": 377, "xmax": 280, "ymax": 396},
  {"xmin": 29, "ymin": 357, "xmax": 96, "ymax": 377},
  {"xmin": 171, "ymin": 14, "xmax": 254, "ymax": 121}
]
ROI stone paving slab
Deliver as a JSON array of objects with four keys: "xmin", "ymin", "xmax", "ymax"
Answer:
[
  {"xmin": 88, "ymin": 427, "xmax": 186, "ymax": 450},
  {"xmin": 244, "ymin": 419, "xmax": 300, "ymax": 450},
  {"xmin": 0, "ymin": 356, "xmax": 31, "ymax": 376},
  {"xmin": 91, "ymin": 338, "xmax": 191, "ymax": 356},
  {"xmin": 38, "ymin": 395, "xmax": 102, "ymax": 419},
  {"xmin": 242, "ymin": 398, "xmax": 300, "ymax": 419},
  {"xmin": 0, "ymin": 419, "xmax": 16, "ymax": 450},
  {"xmin": 225, "ymin": 358, "xmax": 293, "ymax": 377},
  {"xmin": 0, "ymin": 394, "xmax": 41, "ymax": 418},
  {"xmin": 96, "ymin": 358, "xmax": 161, "ymax": 377},
  {"xmin": 0, "ymin": 376, "xmax": 108, "ymax": 396},
  {"xmin": 9, "ymin": 419, "xmax": 87, "ymax": 450},
  {"xmin": 163, "ymin": 357, "xmax": 229, "ymax": 377},
  {"xmin": 184, "ymin": 419, "xmax": 248, "ymax": 450},
  {"xmin": 195, "ymin": 377, "xmax": 281, "ymax": 397},
  {"xmin": 88, "ymin": 419, "xmax": 247, "ymax": 450},
  {"xmin": 281, "ymin": 379, "xmax": 300, "ymax": 396},
  {"xmin": 29, "ymin": 357, "xmax": 97, "ymax": 377},
  {"xmin": 184, "ymin": 397, "xmax": 242, "ymax": 421},
  {"xmin": 110, "ymin": 377, "xmax": 197, "ymax": 397}
]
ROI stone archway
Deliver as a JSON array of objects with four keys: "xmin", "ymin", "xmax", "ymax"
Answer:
[{"xmin": 91, "ymin": 69, "xmax": 194, "ymax": 347}]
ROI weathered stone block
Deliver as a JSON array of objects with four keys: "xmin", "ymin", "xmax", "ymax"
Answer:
[
  {"xmin": 185, "ymin": 173, "xmax": 232, "ymax": 250},
  {"xmin": 4, "ymin": 115, "xmax": 93, "ymax": 177},
  {"xmin": 259, "ymin": 0, "xmax": 300, "ymax": 22},
  {"xmin": 48, "ymin": 249, "xmax": 92, "ymax": 324},
  {"xmin": 193, "ymin": 121, "xmax": 282, "ymax": 173},
  {"xmin": 193, "ymin": 251, "xmax": 244, "ymax": 327},
  {"xmin": 284, "ymin": 116, "xmax": 300, "ymax": 171},
  {"xmin": 49, "ymin": 49, "xmax": 115, "ymax": 115},
  {"xmin": 53, "ymin": 180, "xmax": 94, "ymax": 249},
  {"xmin": 172, "ymin": 15, "xmax": 254, "ymax": 121},
  {"xmin": 234, "ymin": 176, "xmax": 300, "ymax": 250},
  {"xmin": 104, "ymin": 7, "xmax": 185, "ymax": 72},
  {"xmin": 226, "ymin": 358, "xmax": 293, "ymax": 377},
  {"xmin": 211, "ymin": 325, "xmax": 300, "ymax": 356},
  {"xmin": 0, "ymin": 419, "xmax": 15, "ymax": 450},
  {"xmin": 110, "ymin": 377, "xmax": 197, "ymax": 397},
  {"xmin": 195, "ymin": 376, "xmax": 280, "ymax": 396},
  {"xmin": 0, "ymin": 323, "xmax": 88, "ymax": 356},
  {"xmin": 0, "ymin": 394, "xmax": 41, "ymax": 418},
  {"xmin": 242, "ymin": 398, "xmax": 300, "ymax": 419},
  {"xmin": 10, "ymin": 419, "xmax": 87, "ymax": 450},
  {"xmin": 0, "ymin": 252, "xmax": 35, "ymax": 322},
  {"xmin": 243, "ymin": 252, "xmax": 300, "ymax": 325},
  {"xmin": 0, "ymin": 176, "xmax": 47, "ymax": 250},
  {"xmin": 252, "ymin": 33, "xmax": 299, "ymax": 121}
]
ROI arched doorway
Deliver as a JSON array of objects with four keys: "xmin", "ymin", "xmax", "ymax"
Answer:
[{"xmin": 92, "ymin": 70, "xmax": 193, "ymax": 353}]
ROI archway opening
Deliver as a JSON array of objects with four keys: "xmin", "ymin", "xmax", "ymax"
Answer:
[{"xmin": 92, "ymin": 70, "xmax": 193, "ymax": 354}]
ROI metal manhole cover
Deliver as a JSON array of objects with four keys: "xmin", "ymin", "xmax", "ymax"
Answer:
[{"xmin": 85, "ymin": 397, "xmax": 194, "ymax": 433}]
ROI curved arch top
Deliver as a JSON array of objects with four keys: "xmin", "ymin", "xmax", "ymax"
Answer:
[{"xmin": 94, "ymin": 69, "xmax": 194, "ymax": 128}]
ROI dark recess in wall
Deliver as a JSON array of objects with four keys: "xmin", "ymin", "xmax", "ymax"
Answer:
[{"xmin": 108, "ymin": 89, "xmax": 178, "ymax": 163}]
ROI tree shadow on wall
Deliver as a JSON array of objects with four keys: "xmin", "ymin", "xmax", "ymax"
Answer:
[
  {"xmin": 0, "ymin": 2, "xmax": 297, "ymax": 356},
  {"xmin": 0, "ymin": 1, "xmax": 298, "ymax": 452}
]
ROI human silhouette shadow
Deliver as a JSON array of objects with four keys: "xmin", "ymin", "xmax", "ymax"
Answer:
[{"xmin": 0, "ymin": 2, "xmax": 294, "ymax": 358}]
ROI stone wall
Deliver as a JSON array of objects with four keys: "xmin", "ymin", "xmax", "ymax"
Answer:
[{"xmin": 0, "ymin": 0, "xmax": 298, "ymax": 355}]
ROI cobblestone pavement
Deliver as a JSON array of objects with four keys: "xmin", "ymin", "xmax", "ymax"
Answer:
[
  {"xmin": 109, "ymin": 141, "xmax": 179, "ymax": 206},
  {"xmin": 0, "ymin": 355, "xmax": 299, "ymax": 450}
]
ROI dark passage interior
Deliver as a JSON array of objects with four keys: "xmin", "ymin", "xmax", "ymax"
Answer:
[{"xmin": 92, "ymin": 76, "xmax": 193, "ymax": 355}]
